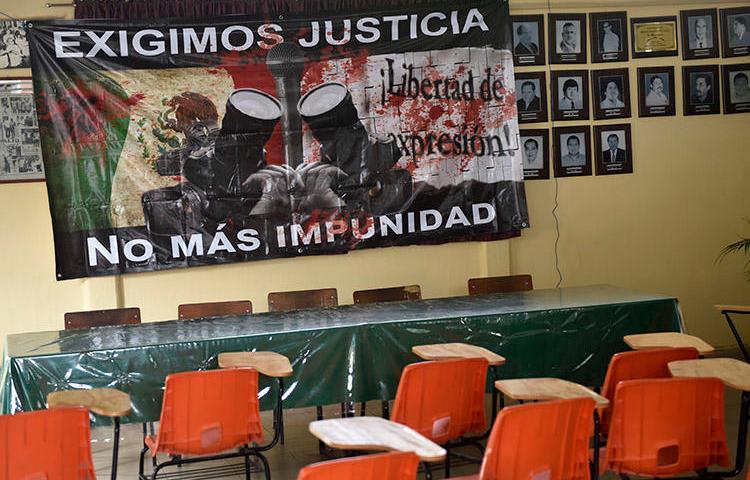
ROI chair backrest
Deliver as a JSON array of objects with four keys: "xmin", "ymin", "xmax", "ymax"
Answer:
[
  {"xmin": 391, "ymin": 357, "xmax": 488, "ymax": 444},
  {"xmin": 478, "ymin": 397, "xmax": 594, "ymax": 480},
  {"xmin": 353, "ymin": 285, "xmax": 422, "ymax": 304},
  {"xmin": 267, "ymin": 288, "xmax": 338, "ymax": 312},
  {"xmin": 64, "ymin": 307, "xmax": 141, "ymax": 330},
  {"xmin": 297, "ymin": 451, "xmax": 419, "ymax": 480},
  {"xmin": 468, "ymin": 275, "xmax": 533, "ymax": 296},
  {"xmin": 152, "ymin": 369, "xmax": 264, "ymax": 455},
  {"xmin": 178, "ymin": 300, "xmax": 253, "ymax": 320},
  {"xmin": 0, "ymin": 406, "xmax": 96, "ymax": 479},
  {"xmin": 606, "ymin": 377, "xmax": 729, "ymax": 476},
  {"xmin": 600, "ymin": 347, "xmax": 699, "ymax": 433}
]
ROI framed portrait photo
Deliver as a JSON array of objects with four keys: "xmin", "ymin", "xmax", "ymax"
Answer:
[
  {"xmin": 594, "ymin": 124, "xmax": 633, "ymax": 176},
  {"xmin": 631, "ymin": 16, "xmax": 679, "ymax": 58},
  {"xmin": 591, "ymin": 68, "xmax": 631, "ymax": 120},
  {"xmin": 553, "ymin": 126, "xmax": 591, "ymax": 178},
  {"xmin": 511, "ymin": 15, "xmax": 546, "ymax": 66},
  {"xmin": 0, "ymin": 21, "xmax": 31, "ymax": 69},
  {"xmin": 548, "ymin": 13, "xmax": 587, "ymax": 64},
  {"xmin": 550, "ymin": 70, "xmax": 589, "ymax": 121},
  {"xmin": 680, "ymin": 9, "xmax": 719, "ymax": 60},
  {"xmin": 515, "ymin": 71, "xmax": 548, "ymax": 123},
  {"xmin": 722, "ymin": 63, "xmax": 750, "ymax": 114},
  {"xmin": 637, "ymin": 66, "xmax": 676, "ymax": 117},
  {"xmin": 682, "ymin": 65, "xmax": 721, "ymax": 115},
  {"xmin": 589, "ymin": 11, "xmax": 629, "ymax": 63},
  {"xmin": 520, "ymin": 129, "xmax": 550, "ymax": 180},
  {"xmin": 0, "ymin": 78, "xmax": 45, "ymax": 184},
  {"xmin": 720, "ymin": 7, "xmax": 750, "ymax": 58}
]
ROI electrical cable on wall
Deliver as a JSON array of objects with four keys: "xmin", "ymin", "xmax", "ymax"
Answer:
[{"xmin": 545, "ymin": 0, "xmax": 563, "ymax": 288}]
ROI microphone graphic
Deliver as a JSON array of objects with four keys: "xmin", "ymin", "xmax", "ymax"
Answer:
[{"xmin": 266, "ymin": 42, "xmax": 305, "ymax": 170}]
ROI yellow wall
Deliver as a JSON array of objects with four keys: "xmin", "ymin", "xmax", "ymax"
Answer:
[{"xmin": 0, "ymin": 0, "xmax": 748, "ymax": 351}]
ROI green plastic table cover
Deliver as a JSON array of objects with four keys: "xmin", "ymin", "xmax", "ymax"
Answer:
[{"xmin": 1, "ymin": 285, "xmax": 681, "ymax": 425}]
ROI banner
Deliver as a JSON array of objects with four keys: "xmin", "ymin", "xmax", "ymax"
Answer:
[{"xmin": 28, "ymin": 0, "xmax": 529, "ymax": 280}]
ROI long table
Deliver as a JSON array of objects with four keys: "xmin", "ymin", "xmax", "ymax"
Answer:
[{"xmin": 1, "ymin": 285, "xmax": 681, "ymax": 425}]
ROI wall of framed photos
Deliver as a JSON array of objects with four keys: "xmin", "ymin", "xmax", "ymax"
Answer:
[
  {"xmin": 0, "ymin": 0, "xmax": 747, "ymax": 352},
  {"xmin": 508, "ymin": 0, "xmax": 750, "ymax": 345}
]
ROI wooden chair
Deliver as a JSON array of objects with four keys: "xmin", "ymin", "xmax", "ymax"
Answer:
[
  {"xmin": 467, "ymin": 274, "xmax": 533, "ymax": 296},
  {"xmin": 353, "ymin": 285, "xmax": 422, "ymax": 418},
  {"xmin": 267, "ymin": 288, "xmax": 338, "ymax": 312},
  {"xmin": 64, "ymin": 307, "xmax": 141, "ymax": 330},
  {"xmin": 178, "ymin": 300, "xmax": 252, "ymax": 320},
  {"xmin": 267, "ymin": 288, "xmax": 339, "ymax": 454},
  {"xmin": 353, "ymin": 285, "xmax": 422, "ymax": 304}
]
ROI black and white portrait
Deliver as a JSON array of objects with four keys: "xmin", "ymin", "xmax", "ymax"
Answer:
[
  {"xmin": 722, "ymin": 64, "xmax": 750, "ymax": 114},
  {"xmin": 516, "ymin": 79, "xmax": 541, "ymax": 112},
  {"xmin": 728, "ymin": 14, "xmax": 750, "ymax": 47},
  {"xmin": 683, "ymin": 65, "xmax": 721, "ymax": 115},
  {"xmin": 549, "ymin": 14, "xmax": 587, "ymax": 63},
  {"xmin": 638, "ymin": 67, "xmax": 675, "ymax": 117},
  {"xmin": 0, "ymin": 78, "xmax": 44, "ymax": 183},
  {"xmin": 553, "ymin": 126, "xmax": 591, "ymax": 177},
  {"xmin": 560, "ymin": 133, "xmax": 586, "ymax": 167},
  {"xmin": 515, "ymin": 72, "xmax": 548, "ymax": 123},
  {"xmin": 721, "ymin": 7, "xmax": 750, "ymax": 57},
  {"xmin": 590, "ymin": 12, "xmax": 629, "ymax": 62},
  {"xmin": 592, "ymin": 69, "xmax": 631, "ymax": 119},
  {"xmin": 556, "ymin": 20, "xmax": 582, "ymax": 54},
  {"xmin": 594, "ymin": 124, "xmax": 633, "ymax": 175},
  {"xmin": 511, "ymin": 15, "xmax": 546, "ymax": 66},
  {"xmin": 0, "ymin": 21, "xmax": 30, "ymax": 69},
  {"xmin": 520, "ymin": 129, "xmax": 550, "ymax": 180},
  {"xmin": 514, "ymin": 22, "xmax": 540, "ymax": 56},
  {"xmin": 681, "ymin": 9, "xmax": 719, "ymax": 60},
  {"xmin": 551, "ymin": 70, "xmax": 589, "ymax": 121}
]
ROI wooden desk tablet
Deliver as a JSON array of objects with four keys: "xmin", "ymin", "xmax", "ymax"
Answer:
[
  {"xmin": 623, "ymin": 332, "xmax": 714, "ymax": 354},
  {"xmin": 309, "ymin": 416, "xmax": 446, "ymax": 462},
  {"xmin": 494, "ymin": 378, "xmax": 609, "ymax": 408},
  {"xmin": 668, "ymin": 358, "xmax": 750, "ymax": 392},
  {"xmin": 47, "ymin": 388, "xmax": 132, "ymax": 418},
  {"xmin": 218, "ymin": 351, "xmax": 294, "ymax": 378},
  {"xmin": 412, "ymin": 343, "xmax": 506, "ymax": 366}
]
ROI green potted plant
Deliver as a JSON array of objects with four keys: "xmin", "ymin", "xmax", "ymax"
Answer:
[{"xmin": 718, "ymin": 218, "xmax": 750, "ymax": 279}]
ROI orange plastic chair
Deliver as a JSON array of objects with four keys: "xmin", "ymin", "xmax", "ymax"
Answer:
[
  {"xmin": 140, "ymin": 368, "xmax": 267, "ymax": 479},
  {"xmin": 605, "ymin": 377, "xmax": 729, "ymax": 476},
  {"xmin": 0, "ymin": 406, "xmax": 96, "ymax": 480},
  {"xmin": 448, "ymin": 397, "xmax": 595, "ymax": 480},
  {"xmin": 297, "ymin": 451, "xmax": 420, "ymax": 480},
  {"xmin": 391, "ymin": 357, "xmax": 488, "ymax": 445},
  {"xmin": 600, "ymin": 347, "xmax": 699, "ymax": 434}
]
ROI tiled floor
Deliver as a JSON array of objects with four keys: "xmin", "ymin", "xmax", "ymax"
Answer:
[{"xmin": 92, "ymin": 393, "xmax": 750, "ymax": 479}]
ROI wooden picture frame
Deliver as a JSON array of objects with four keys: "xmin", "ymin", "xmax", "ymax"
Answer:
[
  {"xmin": 548, "ymin": 13, "xmax": 587, "ymax": 64},
  {"xmin": 594, "ymin": 123, "xmax": 633, "ymax": 176},
  {"xmin": 682, "ymin": 65, "xmax": 721, "ymax": 116},
  {"xmin": 520, "ymin": 129, "xmax": 550, "ymax": 180},
  {"xmin": 631, "ymin": 16, "xmax": 679, "ymax": 58},
  {"xmin": 515, "ymin": 71, "xmax": 548, "ymax": 124},
  {"xmin": 720, "ymin": 6, "xmax": 750, "ymax": 58},
  {"xmin": 589, "ymin": 11, "xmax": 629, "ymax": 63},
  {"xmin": 637, "ymin": 66, "xmax": 676, "ymax": 117},
  {"xmin": 0, "ymin": 77, "xmax": 45, "ymax": 184},
  {"xmin": 553, "ymin": 125, "xmax": 592, "ymax": 178},
  {"xmin": 722, "ymin": 63, "xmax": 750, "ymax": 114},
  {"xmin": 511, "ymin": 15, "xmax": 546, "ymax": 66},
  {"xmin": 591, "ymin": 68, "xmax": 631, "ymax": 120},
  {"xmin": 551, "ymin": 70, "xmax": 590, "ymax": 121},
  {"xmin": 680, "ymin": 8, "xmax": 719, "ymax": 60}
]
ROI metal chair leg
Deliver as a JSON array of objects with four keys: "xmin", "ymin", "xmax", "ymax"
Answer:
[{"xmin": 111, "ymin": 417, "xmax": 121, "ymax": 480}]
